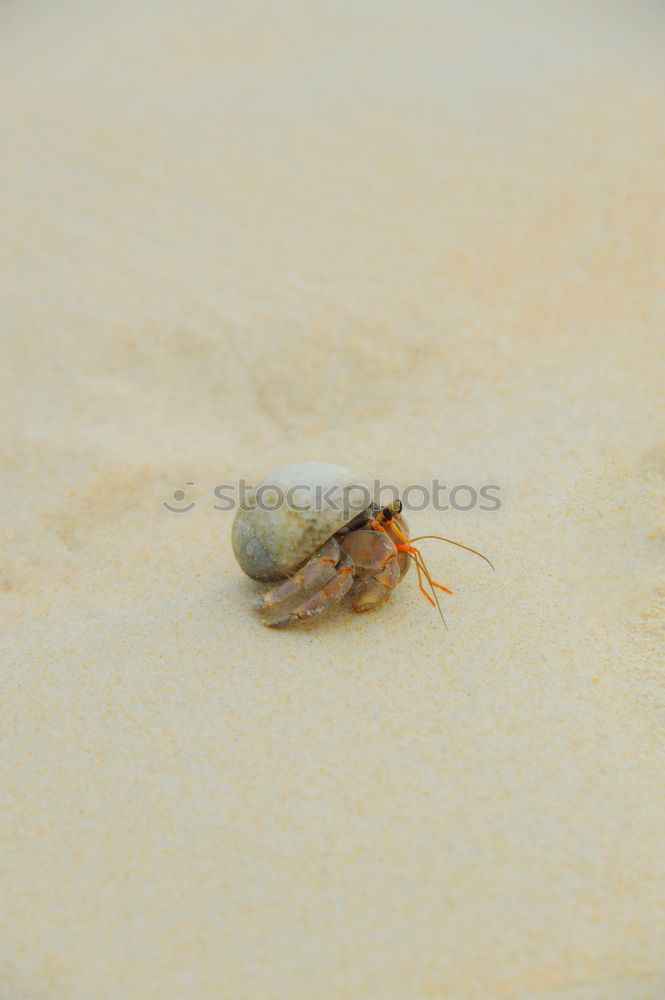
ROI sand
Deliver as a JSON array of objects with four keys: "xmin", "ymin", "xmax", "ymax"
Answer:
[{"xmin": 1, "ymin": 1, "xmax": 664, "ymax": 997}]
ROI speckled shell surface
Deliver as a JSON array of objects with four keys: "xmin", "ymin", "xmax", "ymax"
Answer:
[{"xmin": 232, "ymin": 462, "xmax": 373, "ymax": 581}]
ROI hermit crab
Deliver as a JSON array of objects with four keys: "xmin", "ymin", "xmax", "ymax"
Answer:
[{"xmin": 232, "ymin": 461, "xmax": 492, "ymax": 627}]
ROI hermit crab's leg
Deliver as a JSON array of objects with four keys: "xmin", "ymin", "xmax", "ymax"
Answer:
[
  {"xmin": 265, "ymin": 549, "xmax": 355, "ymax": 627},
  {"xmin": 254, "ymin": 537, "xmax": 339, "ymax": 613}
]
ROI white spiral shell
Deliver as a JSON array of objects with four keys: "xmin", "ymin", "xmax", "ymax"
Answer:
[{"xmin": 232, "ymin": 461, "xmax": 373, "ymax": 581}]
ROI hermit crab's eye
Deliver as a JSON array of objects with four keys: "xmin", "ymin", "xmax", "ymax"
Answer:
[{"xmin": 380, "ymin": 499, "xmax": 402, "ymax": 521}]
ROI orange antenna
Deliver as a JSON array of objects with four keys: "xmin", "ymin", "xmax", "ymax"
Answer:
[
  {"xmin": 408, "ymin": 535, "xmax": 495, "ymax": 571},
  {"xmin": 400, "ymin": 544, "xmax": 450, "ymax": 628}
]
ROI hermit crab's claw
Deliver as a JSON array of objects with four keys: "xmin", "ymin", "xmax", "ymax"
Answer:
[{"xmin": 339, "ymin": 529, "xmax": 401, "ymax": 611}]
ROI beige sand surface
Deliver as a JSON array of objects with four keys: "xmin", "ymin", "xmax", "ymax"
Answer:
[{"xmin": 2, "ymin": 1, "xmax": 664, "ymax": 997}]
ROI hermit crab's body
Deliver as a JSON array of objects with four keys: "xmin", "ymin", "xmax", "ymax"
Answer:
[{"xmin": 232, "ymin": 462, "xmax": 416, "ymax": 626}]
